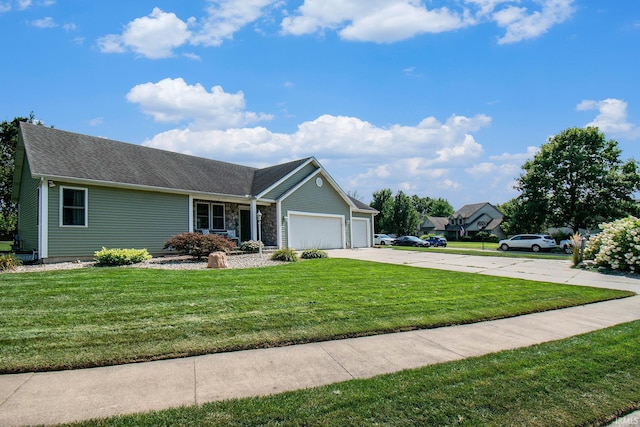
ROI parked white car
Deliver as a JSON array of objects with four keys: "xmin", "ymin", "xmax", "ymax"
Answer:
[
  {"xmin": 374, "ymin": 234, "xmax": 395, "ymax": 245},
  {"xmin": 498, "ymin": 234, "xmax": 557, "ymax": 252}
]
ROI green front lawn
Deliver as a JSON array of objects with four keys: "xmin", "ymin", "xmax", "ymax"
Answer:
[
  {"xmin": 68, "ymin": 320, "xmax": 640, "ymax": 427},
  {"xmin": 0, "ymin": 241, "xmax": 11, "ymax": 251},
  {"xmin": 0, "ymin": 259, "xmax": 631, "ymax": 373}
]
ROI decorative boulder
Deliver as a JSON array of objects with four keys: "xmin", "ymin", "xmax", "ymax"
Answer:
[{"xmin": 207, "ymin": 252, "xmax": 228, "ymax": 269}]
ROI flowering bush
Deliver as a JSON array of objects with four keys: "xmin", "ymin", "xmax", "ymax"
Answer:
[
  {"xmin": 94, "ymin": 247, "xmax": 152, "ymax": 266},
  {"xmin": 164, "ymin": 232, "xmax": 236, "ymax": 259},
  {"xmin": 583, "ymin": 216, "xmax": 640, "ymax": 273},
  {"xmin": 240, "ymin": 240, "xmax": 263, "ymax": 253}
]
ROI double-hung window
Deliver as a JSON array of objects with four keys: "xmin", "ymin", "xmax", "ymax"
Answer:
[
  {"xmin": 195, "ymin": 202, "xmax": 225, "ymax": 231},
  {"xmin": 211, "ymin": 204, "xmax": 224, "ymax": 230},
  {"xmin": 196, "ymin": 203, "xmax": 210, "ymax": 229},
  {"xmin": 61, "ymin": 187, "xmax": 88, "ymax": 227}
]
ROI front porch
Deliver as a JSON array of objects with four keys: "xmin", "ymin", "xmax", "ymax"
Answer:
[{"xmin": 192, "ymin": 200, "xmax": 277, "ymax": 247}]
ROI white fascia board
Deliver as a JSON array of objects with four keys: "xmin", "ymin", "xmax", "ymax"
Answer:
[
  {"xmin": 254, "ymin": 158, "xmax": 316, "ymax": 199},
  {"xmin": 278, "ymin": 163, "xmax": 357, "ymax": 209},
  {"xmin": 31, "ymin": 174, "xmax": 255, "ymax": 204}
]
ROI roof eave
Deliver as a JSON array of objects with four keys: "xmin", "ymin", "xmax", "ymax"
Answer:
[{"xmin": 33, "ymin": 174, "xmax": 256, "ymax": 203}]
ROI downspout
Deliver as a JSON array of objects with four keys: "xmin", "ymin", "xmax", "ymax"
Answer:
[{"xmin": 38, "ymin": 178, "xmax": 49, "ymax": 260}]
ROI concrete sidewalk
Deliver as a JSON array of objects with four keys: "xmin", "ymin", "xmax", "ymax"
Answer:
[{"xmin": 1, "ymin": 249, "xmax": 639, "ymax": 426}]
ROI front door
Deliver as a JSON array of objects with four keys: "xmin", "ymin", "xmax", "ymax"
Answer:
[{"xmin": 240, "ymin": 210, "xmax": 251, "ymax": 242}]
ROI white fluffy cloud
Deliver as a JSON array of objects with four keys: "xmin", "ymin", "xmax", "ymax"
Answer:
[
  {"xmin": 191, "ymin": 0, "xmax": 278, "ymax": 46},
  {"xmin": 98, "ymin": 8, "xmax": 193, "ymax": 58},
  {"xmin": 133, "ymin": 79, "xmax": 496, "ymax": 203},
  {"xmin": 577, "ymin": 98, "xmax": 640, "ymax": 139},
  {"xmin": 492, "ymin": 0, "xmax": 575, "ymax": 44},
  {"xmin": 98, "ymin": 1, "xmax": 279, "ymax": 58},
  {"xmin": 281, "ymin": 0, "xmax": 466, "ymax": 43},
  {"xmin": 282, "ymin": 0, "xmax": 575, "ymax": 44},
  {"xmin": 98, "ymin": 1, "xmax": 575, "ymax": 59},
  {"xmin": 126, "ymin": 78, "xmax": 272, "ymax": 129}
]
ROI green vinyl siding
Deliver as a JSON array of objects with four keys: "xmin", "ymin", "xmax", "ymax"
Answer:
[
  {"xmin": 47, "ymin": 185, "xmax": 189, "ymax": 258},
  {"xmin": 281, "ymin": 174, "xmax": 350, "ymax": 248},
  {"xmin": 261, "ymin": 163, "xmax": 317, "ymax": 200},
  {"xmin": 16, "ymin": 159, "xmax": 40, "ymax": 252}
]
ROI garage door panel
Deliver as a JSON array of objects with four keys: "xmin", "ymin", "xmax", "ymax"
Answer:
[
  {"xmin": 352, "ymin": 218, "xmax": 369, "ymax": 248},
  {"xmin": 289, "ymin": 214, "xmax": 343, "ymax": 250}
]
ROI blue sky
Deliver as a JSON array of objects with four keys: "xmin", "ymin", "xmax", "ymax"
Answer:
[{"xmin": 1, "ymin": 1, "xmax": 639, "ymax": 208}]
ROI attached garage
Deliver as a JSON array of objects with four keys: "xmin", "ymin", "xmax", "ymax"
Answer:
[
  {"xmin": 288, "ymin": 212, "xmax": 345, "ymax": 250},
  {"xmin": 351, "ymin": 218, "xmax": 371, "ymax": 248}
]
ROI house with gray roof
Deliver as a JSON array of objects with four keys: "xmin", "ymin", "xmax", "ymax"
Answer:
[
  {"xmin": 421, "ymin": 202, "xmax": 505, "ymax": 240},
  {"xmin": 12, "ymin": 123, "xmax": 376, "ymax": 262}
]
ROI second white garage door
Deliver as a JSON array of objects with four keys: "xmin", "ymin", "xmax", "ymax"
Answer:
[
  {"xmin": 288, "ymin": 213, "xmax": 344, "ymax": 250},
  {"xmin": 351, "ymin": 218, "xmax": 371, "ymax": 248}
]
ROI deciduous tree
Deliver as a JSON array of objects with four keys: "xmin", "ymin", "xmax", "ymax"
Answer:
[
  {"xmin": 370, "ymin": 188, "xmax": 395, "ymax": 233},
  {"xmin": 0, "ymin": 113, "xmax": 35, "ymax": 236},
  {"xmin": 515, "ymin": 127, "xmax": 640, "ymax": 232},
  {"xmin": 393, "ymin": 191, "xmax": 420, "ymax": 236}
]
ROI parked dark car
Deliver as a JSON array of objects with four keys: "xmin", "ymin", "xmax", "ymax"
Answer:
[
  {"xmin": 392, "ymin": 236, "xmax": 430, "ymax": 247},
  {"xmin": 424, "ymin": 236, "xmax": 447, "ymax": 247}
]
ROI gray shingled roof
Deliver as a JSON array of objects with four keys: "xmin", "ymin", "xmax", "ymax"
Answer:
[
  {"xmin": 452, "ymin": 202, "xmax": 491, "ymax": 219},
  {"xmin": 19, "ymin": 123, "xmax": 311, "ymax": 197},
  {"xmin": 349, "ymin": 196, "xmax": 377, "ymax": 212},
  {"xmin": 425, "ymin": 216, "xmax": 450, "ymax": 230}
]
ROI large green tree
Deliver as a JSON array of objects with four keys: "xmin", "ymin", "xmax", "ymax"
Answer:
[
  {"xmin": 393, "ymin": 191, "xmax": 420, "ymax": 236},
  {"xmin": 411, "ymin": 195, "xmax": 454, "ymax": 217},
  {"xmin": 515, "ymin": 127, "xmax": 640, "ymax": 232},
  {"xmin": 370, "ymin": 188, "xmax": 395, "ymax": 233},
  {"xmin": 0, "ymin": 113, "xmax": 35, "ymax": 236},
  {"xmin": 428, "ymin": 197, "xmax": 454, "ymax": 217}
]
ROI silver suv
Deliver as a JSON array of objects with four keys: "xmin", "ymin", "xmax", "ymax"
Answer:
[{"xmin": 498, "ymin": 234, "xmax": 557, "ymax": 252}]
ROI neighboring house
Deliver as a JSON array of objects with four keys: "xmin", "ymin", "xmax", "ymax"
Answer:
[
  {"xmin": 12, "ymin": 123, "xmax": 377, "ymax": 262},
  {"xmin": 421, "ymin": 202, "xmax": 505, "ymax": 240},
  {"xmin": 420, "ymin": 216, "xmax": 450, "ymax": 236}
]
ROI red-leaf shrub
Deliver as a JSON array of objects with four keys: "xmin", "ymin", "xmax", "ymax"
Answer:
[{"xmin": 164, "ymin": 233, "xmax": 235, "ymax": 259}]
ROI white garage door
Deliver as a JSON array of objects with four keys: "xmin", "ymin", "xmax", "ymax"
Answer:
[
  {"xmin": 352, "ymin": 218, "xmax": 370, "ymax": 248},
  {"xmin": 288, "ymin": 213, "xmax": 344, "ymax": 250}
]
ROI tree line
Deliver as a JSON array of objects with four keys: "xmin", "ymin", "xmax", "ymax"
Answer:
[{"xmin": 370, "ymin": 189, "xmax": 453, "ymax": 236}]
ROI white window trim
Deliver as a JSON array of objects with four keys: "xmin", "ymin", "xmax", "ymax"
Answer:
[
  {"xmin": 194, "ymin": 201, "xmax": 226, "ymax": 231},
  {"xmin": 59, "ymin": 186, "xmax": 88, "ymax": 228}
]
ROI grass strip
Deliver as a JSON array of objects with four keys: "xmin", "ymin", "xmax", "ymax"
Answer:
[
  {"xmin": 0, "ymin": 259, "xmax": 632, "ymax": 373},
  {"xmin": 68, "ymin": 320, "xmax": 640, "ymax": 426},
  {"xmin": 392, "ymin": 245, "xmax": 570, "ymax": 259}
]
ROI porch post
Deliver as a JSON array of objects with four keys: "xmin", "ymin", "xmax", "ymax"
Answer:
[
  {"xmin": 188, "ymin": 195, "xmax": 194, "ymax": 232},
  {"xmin": 250, "ymin": 198, "xmax": 257, "ymax": 241}
]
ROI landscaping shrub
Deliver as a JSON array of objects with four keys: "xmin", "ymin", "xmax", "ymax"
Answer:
[
  {"xmin": 0, "ymin": 254, "xmax": 22, "ymax": 271},
  {"xmin": 94, "ymin": 247, "xmax": 152, "ymax": 266},
  {"xmin": 164, "ymin": 232, "xmax": 236, "ymax": 259},
  {"xmin": 270, "ymin": 247, "xmax": 299, "ymax": 262},
  {"xmin": 240, "ymin": 240, "xmax": 263, "ymax": 253},
  {"xmin": 569, "ymin": 232, "xmax": 583, "ymax": 266},
  {"xmin": 301, "ymin": 248, "xmax": 328, "ymax": 259},
  {"xmin": 583, "ymin": 216, "xmax": 640, "ymax": 273}
]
